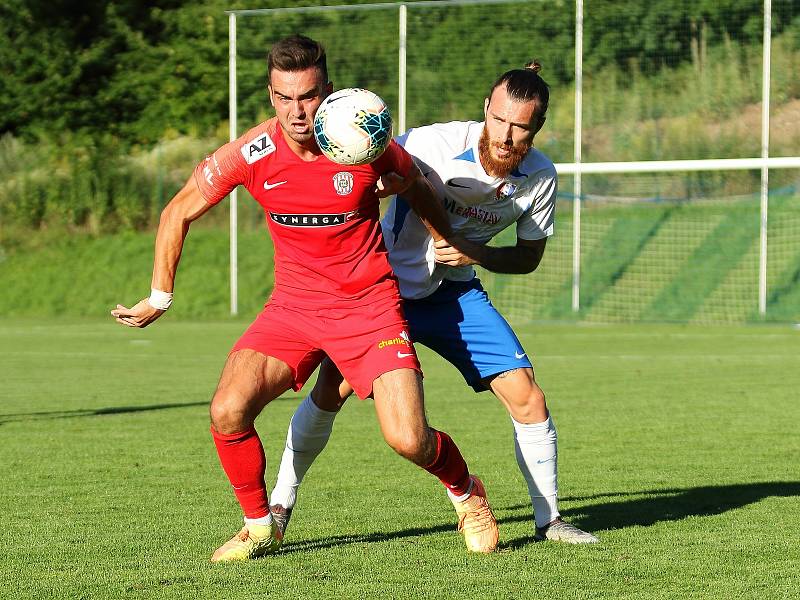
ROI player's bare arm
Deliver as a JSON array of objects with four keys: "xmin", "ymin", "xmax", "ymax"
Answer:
[
  {"xmin": 434, "ymin": 236, "xmax": 547, "ymax": 274},
  {"xmin": 110, "ymin": 178, "xmax": 212, "ymax": 328},
  {"xmin": 376, "ymin": 163, "xmax": 453, "ymax": 242},
  {"xmin": 377, "ymin": 163, "xmax": 484, "ymax": 265}
]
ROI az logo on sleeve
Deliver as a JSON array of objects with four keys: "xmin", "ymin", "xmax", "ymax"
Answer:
[{"xmin": 241, "ymin": 133, "xmax": 276, "ymax": 164}]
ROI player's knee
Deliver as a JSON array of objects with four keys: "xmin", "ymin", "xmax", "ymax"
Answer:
[
  {"xmin": 209, "ymin": 389, "xmax": 249, "ymax": 434},
  {"xmin": 310, "ymin": 383, "xmax": 347, "ymax": 412},
  {"xmin": 531, "ymin": 385, "xmax": 546, "ymax": 409},
  {"xmin": 511, "ymin": 385, "xmax": 548, "ymax": 423},
  {"xmin": 384, "ymin": 429, "xmax": 428, "ymax": 464}
]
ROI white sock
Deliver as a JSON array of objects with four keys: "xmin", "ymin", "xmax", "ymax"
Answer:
[
  {"xmin": 446, "ymin": 479, "xmax": 474, "ymax": 503},
  {"xmin": 512, "ymin": 415, "xmax": 560, "ymax": 528},
  {"xmin": 270, "ymin": 394, "xmax": 337, "ymax": 509},
  {"xmin": 245, "ymin": 513, "xmax": 273, "ymax": 527}
]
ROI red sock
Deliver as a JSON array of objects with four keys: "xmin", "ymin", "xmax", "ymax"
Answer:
[
  {"xmin": 422, "ymin": 430, "xmax": 472, "ymax": 496},
  {"xmin": 211, "ymin": 426, "xmax": 270, "ymax": 519}
]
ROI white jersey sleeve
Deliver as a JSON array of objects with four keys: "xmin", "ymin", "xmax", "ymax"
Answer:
[
  {"xmin": 382, "ymin": 121, "xmax": 558, "ymax": 300},
  {"xmin": 515, "ymin": 160, "xmax": 557, "ymax": 241}
]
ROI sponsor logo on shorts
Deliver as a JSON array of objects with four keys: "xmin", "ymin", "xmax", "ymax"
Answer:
[
  {"xmin": 378, "ymin": 330, "xmax": 412, "ymax": 350},
  {"xmin": 268, "ymin": 211, "xmax": 359, "ymax": 227},
  {"xmin": 333, "ymin": 171, "xmax": 354, "ymax": 195},
  {"xmin": 515, "ymin": 351, "xmax": 527, "ymax": 359},
  {"xmin": 397, "ymin": 351, "xmax": 415, "ymax": 359},
  {"xmin": 241, "ymin": 132, "xmax": 276, "ymax": 164}
]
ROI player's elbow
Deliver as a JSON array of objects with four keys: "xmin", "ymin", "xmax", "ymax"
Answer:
[
  {"xmin": 521, "ymin": 258, "xmax": 542, "ymax": 274},
  {"xmin": 160, "ymin": 179, "xmax": 209, "ymax": 229},
  {"xmin": 519, "ymin": 246, "xmax": 545, "ymax": 274},
  {"xmin": 158, "ymin": 202, "xmax": 187, "ymax": 234},
  {"xmin": 159, "ymin": 196, "xmax": 200, "ymax": 233}
]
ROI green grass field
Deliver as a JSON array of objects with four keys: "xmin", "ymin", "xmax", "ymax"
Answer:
[{"xmin": 1, "ymin": 319, "xmax": 799, "ymax": 599}]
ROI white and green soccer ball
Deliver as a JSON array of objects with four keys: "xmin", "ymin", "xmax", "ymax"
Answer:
[{"xmin": 313, "ymin": 88, "xmax": 393, "ymax": 165}]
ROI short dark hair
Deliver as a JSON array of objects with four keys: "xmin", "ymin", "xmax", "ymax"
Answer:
[
  {"xmin": 488, "ymin": 60, "xmax": 549, "ymax": 117},
  {"xmin": 267, "ymin": 34, "xmax": 328, "ymax": 83}
]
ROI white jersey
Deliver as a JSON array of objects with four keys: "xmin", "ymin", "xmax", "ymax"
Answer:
[{"xmin": 381, "ymin": 120, "xmax": 557, "ymax": 300}]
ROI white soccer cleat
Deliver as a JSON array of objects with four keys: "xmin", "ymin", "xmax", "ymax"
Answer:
[
  {"xmin": 270, "ymin": 503, "xmax": 293, "ymax": 537},
  {"xmin": 534, "ymin": 518, "xmax": 599, "ymax": 544}
]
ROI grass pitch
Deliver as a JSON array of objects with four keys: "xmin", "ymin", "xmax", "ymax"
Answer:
[{"xmin": 1, "ymin": 319, "xmax": 798, "ymax": 599}]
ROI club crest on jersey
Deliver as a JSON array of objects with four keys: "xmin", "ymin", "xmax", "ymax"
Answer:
[
  {"xmin": 496, "ymin": 182, "xmax": 518, "ymax": 200},
  {"xmin": 241, "ymin": 133, "xmax": 276, "ymax": 164},
  {"xmin": 333, "ymin": 172, "xmax": 354, "ymax": 196}
]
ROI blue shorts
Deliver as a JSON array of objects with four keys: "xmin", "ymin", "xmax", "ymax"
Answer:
[{"xmin": 404, "ymin": 278, "xmax": 532, "ymax": 392}]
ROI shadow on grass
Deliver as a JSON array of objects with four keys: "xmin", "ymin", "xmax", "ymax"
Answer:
[
  {"xmin": 279, "ymin": 523, "xmax": 457, "ymax": 555},
  {"xmin": 502, "ymin": 481, "xmax": 800, "ymax": 550},
  {"xmin": 0, "ymin": 401, "xmax": 210, "ymax": 423},
  {"xmin": 0, "ymin": 394, "xmax": 307, "ymax": 424},
  {"xmin": 277, "ymin": 481, "xmax": 800, "ymax": 554}
]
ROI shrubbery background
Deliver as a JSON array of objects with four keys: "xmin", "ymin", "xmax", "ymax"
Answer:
[{"xmin": 1, "ymin": 0, "xmax": 798, "ymax": 234}]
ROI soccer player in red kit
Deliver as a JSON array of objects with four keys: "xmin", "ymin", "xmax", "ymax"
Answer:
[{"xmin": 111, "ymin": 35, "xmax": 499, "ymax": 560}]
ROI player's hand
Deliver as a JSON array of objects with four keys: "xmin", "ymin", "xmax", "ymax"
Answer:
[
  {"xmin": 110, "ymin": 299, "xmax": 165, "ymax": 328},
  {"xmin": 374, "ymin": 172, "xmax": 412, "ymax": 198},
  {"xmin": 433, "ymin": 236, "xmax": 484, "ymax": 267}
]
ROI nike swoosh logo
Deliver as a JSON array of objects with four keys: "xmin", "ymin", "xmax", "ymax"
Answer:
[
  {"xmin": 264, "ymin": 180, "xmax": 288, "ymax": 190},
  {"xmin": 515, "ymin": 351, "xmax": 527, "ymax": 359},
  {"xmin": 446, "ymin": 179, "xmax": 471, "ymax": 189},
  {"xmin": 397, "ymin": 351, "xmax": 415, "ymax": 359},
  {"xmin": 536, "ymin": 457, "xmax": 554, "ymax": 464}
]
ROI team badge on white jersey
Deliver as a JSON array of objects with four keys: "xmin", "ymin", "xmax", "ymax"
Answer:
[
  {"xmin": 241, "ymin": 133, "xmax": 276, "ymax": 164},
  {"xmin": 496, "ymin": 182, "xmax": 518, "ymax": 199},
  {"xmin": 333, "ymin": 172, "xmax": 354, "ymax": 195}
]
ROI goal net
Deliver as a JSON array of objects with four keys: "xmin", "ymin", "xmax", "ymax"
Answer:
[{"xmin": 229, "ymin": 0, "xmax": 800, "ymax": 324}]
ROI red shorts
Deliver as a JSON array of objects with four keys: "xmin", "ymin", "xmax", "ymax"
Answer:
[{"xmin": 231, "ymin": 299, "xmax": 421, "ymax": 399}]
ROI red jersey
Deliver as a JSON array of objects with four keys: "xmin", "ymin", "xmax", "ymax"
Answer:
[{"xmin": 193, "ymin": 118, "xmax": 413, "ymax": 308}]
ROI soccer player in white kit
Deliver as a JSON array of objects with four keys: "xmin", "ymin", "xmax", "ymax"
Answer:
[{"xmin": 270, "ymin": 62, "xmax": 598, "ymax": 544}]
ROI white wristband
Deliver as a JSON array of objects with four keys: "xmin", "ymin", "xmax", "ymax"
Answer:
[{"xmin": 147, "ymin": 288, "xmax": 173, "ymax": 310}]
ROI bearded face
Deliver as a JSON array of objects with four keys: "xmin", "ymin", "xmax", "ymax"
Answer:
[
  {"xmin": 478, "ymin": 125, "xmax": 530, "ymax": 179},
  {"xmin": 480, "ymin": 84, "xmax": 543, "ymax": 178}
]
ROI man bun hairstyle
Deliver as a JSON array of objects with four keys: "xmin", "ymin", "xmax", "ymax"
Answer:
[
  {"xmin": 268, "ymin": 34, "xmax": 329, "ymax": 83},
  {"xmin": 489, "ymin": 59, "xmax": 549, "ymax": 117},
  {"xmin": 524, "ymin": 59, "xmax": 542, "ymax": 74}
]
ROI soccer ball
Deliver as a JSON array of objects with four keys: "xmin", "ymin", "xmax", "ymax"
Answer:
[{"xmin": 313, "ymin": 88, "xmax": 393, "ymax": 165}]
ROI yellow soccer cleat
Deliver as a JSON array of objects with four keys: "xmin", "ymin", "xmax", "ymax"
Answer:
[
  {"xmin": 450, "ymin": 475, "xmax": 499, "ymax": 553},
  {"xmin": 210, "ymin": 521, "xmax": 284, "ymax": 562}
]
